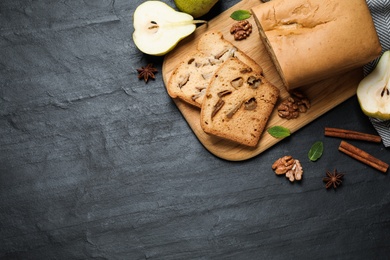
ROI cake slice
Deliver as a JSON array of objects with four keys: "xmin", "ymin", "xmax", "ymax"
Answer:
[
  {"xmin": 200, "ymin": 57, "xmax": 280, "ymax": 147},
  {"xmin": 167, "ymin": 31, "xmax": 262, "ymax": 108}
]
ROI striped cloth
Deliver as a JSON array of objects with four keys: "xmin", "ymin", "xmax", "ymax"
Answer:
[{"xmin": 364, "ymin": 0, "xmax": 390, "ymax": 147}]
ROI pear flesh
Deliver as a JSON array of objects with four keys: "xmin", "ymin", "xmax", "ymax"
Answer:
[
  {"xmin": 357, "ymin": 50, "xmax": 390, "ymax": 120},
  {"xmin": 133, "ymin": 1, "xmax": 206, "ymax": 56}
]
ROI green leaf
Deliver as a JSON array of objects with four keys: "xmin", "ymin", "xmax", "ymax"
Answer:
[
  {"xmin": 267, "ymin": 126, "xmax": 291, "ymax": 138},
  {"xmin": 230, "ymin": 10, "xmax": 251, "ymax": 21},
  {"xmin": 308, "ymin": 141, "xmax": 324, "ymax": 161}
]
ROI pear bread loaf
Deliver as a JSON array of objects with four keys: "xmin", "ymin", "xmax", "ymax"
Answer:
[
  {"xmin": 251, "ymin": 0, "xmax": 382, "ymax": 90},
  {"xmin": 200, "ymin": 57, "xmax": 280, "ymax": 147},
  {"xmin": 167, "ymin": 31, "xmax": 263, "ymax": 108}
]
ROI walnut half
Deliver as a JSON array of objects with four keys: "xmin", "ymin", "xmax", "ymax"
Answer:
[
  {"xmin": 272, "ymin": 156, "xmax": 303, "ymax": 182},
  {"xmin": 277, "ymin": 90, "xmax": 311, "ymax": 119},
  {"xmin": 230, "ymin": 20, "xmax": 252, "ymax": 41}
]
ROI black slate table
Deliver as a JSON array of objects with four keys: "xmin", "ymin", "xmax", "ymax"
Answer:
[{"xmin": 1, "ymin": 0, "xmax": 389, "ymax": 259}]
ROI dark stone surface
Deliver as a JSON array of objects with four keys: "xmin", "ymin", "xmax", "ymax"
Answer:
[{"xmin": 1, "ymin": 0, "xmax": 389, "ymax": 259}]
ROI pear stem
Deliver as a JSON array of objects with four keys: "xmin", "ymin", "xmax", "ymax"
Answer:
[{"xmin": 192, "ymin": 20, "xmax": 208, "ymax": 25}]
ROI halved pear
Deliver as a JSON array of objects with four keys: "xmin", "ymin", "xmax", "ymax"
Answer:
[
  {"xmin": 357, "ymin": 50, "xmax": 390, "ymax": 120},
  {"xmin": 132, "ymin": 1, "xmax": 207, "ymax": 56}
]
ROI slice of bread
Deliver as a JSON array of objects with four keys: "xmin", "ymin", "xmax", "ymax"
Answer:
[
  {"xmin": 200, "ymin": 57, "xmax": 279, "ymax": 147},
  {"xmin": 167, "ymin": 31, "xmax": 263, "ymax": 108}
]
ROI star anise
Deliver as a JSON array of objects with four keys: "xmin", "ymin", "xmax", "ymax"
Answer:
[
  {"xmin": 137, "ymin": 63, "xmax": 158, "ymax": 83},
  {"xmin": 323, "ymin": 169, "xmax": 344, "ymax": 189}
]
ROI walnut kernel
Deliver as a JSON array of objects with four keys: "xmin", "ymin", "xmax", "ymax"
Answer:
[
  {"xmin": 272, "ymin": 156, "xmax": 303, "ymax": 182},
  {"xmin": 285, "ymin": 159, "xmax": 303, "ymax": 182},
  {"xmin": 244, "ymin": 98, "xmax": 257, "ymax": 110},
  {"xmin": 277, "ymin": 91, "xmax": 311, "ymax": 119},
  {"xmin": 230, "ymin": 20, "xmax": 252, "ymax": 41},
  {"xmin": 247, "ymin": 76, "xmax": 261, "ymax": 89},
  {"xmin": 211, "ymin": 98, "xmax": 225, "ymax": 118},
  {"xmin": 230, "ymin": 77, "xmax": 244, "ymax": 89},
  {"xmin": 226, "ymin": 101, "xmax": 243, "ymax": 119},
  {"xmin": 272, "ymin": 155, "xmax": 294, "ymax": 175}
]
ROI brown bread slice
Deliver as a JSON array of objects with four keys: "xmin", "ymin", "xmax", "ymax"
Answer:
[
  {"xmin": 167, "ymin": 31, "xmax": 262, "ymax": 108},
  {"xmin": 200, "ymin": 57, "xmax": 279, "ymax": 147}
]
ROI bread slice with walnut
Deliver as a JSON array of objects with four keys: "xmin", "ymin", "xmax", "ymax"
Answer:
[
  {"xmin": 167, "ymin": 31, "xmax": 262, "ymax": 108},
  {"xmin": 200, "ymin": 57, "xmax": 279, "ymax": 147}
]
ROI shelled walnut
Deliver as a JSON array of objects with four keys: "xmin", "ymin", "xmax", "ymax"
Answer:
[
  {"xmin": 230, "ymin": 20, "xmax": 252, "ymax": 41},
  {"xmin": 272, "ymin": 155, "xmax": 303, "ymax": 182},
  {"xmin": 277, "ymin": 90, "xmax": 311, "ymax": 119}
]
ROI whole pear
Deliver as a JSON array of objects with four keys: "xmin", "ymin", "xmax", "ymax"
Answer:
[{"xmin": 174, "ymin": 0, "xmax": 219, "ymax": 18}]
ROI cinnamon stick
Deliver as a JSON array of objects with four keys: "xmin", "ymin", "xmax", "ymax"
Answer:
[
  {"xmin": 325, "ymin": 127, "xmax": 382, "ymax": 143},
  {"xmin": 338, "ymin": 141, "xmax": 389, "ymax": 173}
]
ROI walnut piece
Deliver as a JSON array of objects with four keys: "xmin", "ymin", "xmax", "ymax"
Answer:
[
  {"xmin": 191, "ymin": 87, "xmax": 206, "ymax": 101},
  {"xmin": 230, "ymin": 77, "xmax": 244, "ymax": 89},
  {"xmin": 247, "ymin": 76, "xmax": 261, "ymax": 89},
  {"xmin": 211, "ymin": 98, "xmax": 225, "ymax": 118},
  {"xmin": 226, "ymin": 101, "xmax": 243, "ymax": 119},
  {"xmin": 178, "ymin": 73, "xmax": 190, "ymax": 88},
  {"xmin": 272, "ymin": 155, "xmax": 294, "ymax": 175},
  {"xmin": 217, "ymin": 90, "xmax": 232, "ymax": 98},
  {"xmin": 272, "ymin": 156, "xmax": 303, "ymax": 182},
  {"xmin": 230, "ymin": 20, "xmax": 252, "ymax": 41},
  {"xmin": 285, "ymin": 159, "xmax": 303, "ymax": 182},
  {"xmin": 244, "ymin": 98, "xmax": 257, "ymax": 110},
  {"xmin": 215, "ymin": 49, "xmax": 229, "ymax": 60},
  {"xmin": 277, "ymin": 90, "xmax": 311, "ymax": 119}
]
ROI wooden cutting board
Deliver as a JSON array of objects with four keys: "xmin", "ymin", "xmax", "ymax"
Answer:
[{"xmin": 162, "ymin": 0, "xmax": 363, "ymax": 161}]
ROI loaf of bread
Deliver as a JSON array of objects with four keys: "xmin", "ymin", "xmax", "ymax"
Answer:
[
  {"xmin": 167, "ymin": 31, "xmax": 262, "ymax": 108},
  {"xmin": 252, "ymin": 0, "xmax": 382, "ymax": 90},
  {"xmin": 200, "ymin": 57, "xmax": 279, "ymax": 147}
]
